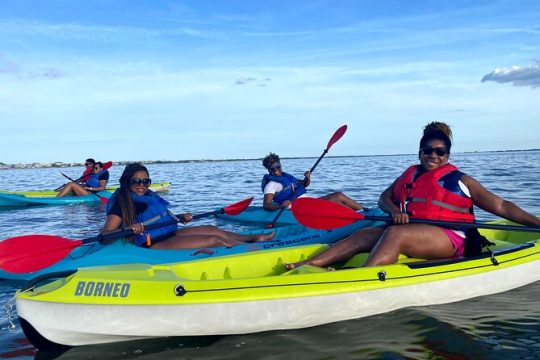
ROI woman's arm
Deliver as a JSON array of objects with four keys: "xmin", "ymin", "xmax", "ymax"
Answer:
[
  {"xmin": 378, "ymin": 180, "xmax": 409, "ymax": 224},
  {"xmin": 101, "ymin": 214, "xmax": 123, "ymax": 235},
  {"xmin": 302, "ymin": 171, "xmax": 311, "ymax": 187},
  {"xmin": 263, "ymin": 193, "xmax": 289, "ymax": 210},
  {"xmin": 463, "ymin": 175, "xmax": 540, "ymax": 226}
]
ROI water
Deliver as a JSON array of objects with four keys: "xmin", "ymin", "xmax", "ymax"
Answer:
[{"xmin": 1, "ymin": 151, "xmax": 539, "ymax": 359}]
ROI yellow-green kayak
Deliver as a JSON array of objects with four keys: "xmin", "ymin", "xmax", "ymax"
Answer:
[{"xmin": 16, "ymin": 222, "xmax": 540, "ymax": 350}]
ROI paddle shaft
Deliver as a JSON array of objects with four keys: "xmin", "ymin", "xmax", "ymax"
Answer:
[
  {"xmin": 267, "ymin": 126, "xmax": 347, "ymax": 228},
  {"xmin": 88, "ymin": 209, "xmax": 226, "ymax": 245},
  {"xmin": 363, "ymin": 214, "xmax": 540, "ymax": 232}
]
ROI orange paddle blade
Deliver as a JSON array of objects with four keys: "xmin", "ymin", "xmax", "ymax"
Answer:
[
  {"xmin": 223, "ymin": 197, "xmax": 254, "ymax": 215},
  {"xmin": 0, "ymin": 235, "xmax": 83, "ymax": 273},
  {"xmin": 327, "ymin": 124, "xmax": 347, "ymax": 149},
  {"xmin": 291, "ymin": 197, "xmax": 365, "ymax": 229}
]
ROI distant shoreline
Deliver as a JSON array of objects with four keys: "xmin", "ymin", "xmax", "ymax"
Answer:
[{"xmin": 1, "ymin": 149, "xmax": 538, "ymax": 170}]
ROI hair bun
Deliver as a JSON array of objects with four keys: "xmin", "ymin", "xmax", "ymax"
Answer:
[{"xmin": 423, "ymin": 121, "xmax": 452, "ymax": 139}]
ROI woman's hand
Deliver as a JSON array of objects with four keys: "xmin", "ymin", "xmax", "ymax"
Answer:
[
  {"xmin": 182, "ymin": 213, "xmax": 193, "ymax": 224},
  {"xmin": 391, "ymin": 212, "xmax": 409, "ymax": 224},
  {"xmin": 304, "ymin": 170, "xmax": 311, "ymax": 178},
  {"xmin": 131, "ymin": 223, "xmax": 145, "ymax": 234},
  {"xmin": 281, "ymin": 200, "xmax": 292, "ymax": 208}
]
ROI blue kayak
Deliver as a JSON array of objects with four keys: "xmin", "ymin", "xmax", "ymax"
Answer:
[
  {"xmin": 0, "ymin": 191, "xmax": 111, "ymax": 207},
  {"xmin": 217, "ymin": 206, "xmax": 299, "ymax": 226},
  {"xmin": 0, "ymin": 208, "xmax": 386, "ymax": 281}
]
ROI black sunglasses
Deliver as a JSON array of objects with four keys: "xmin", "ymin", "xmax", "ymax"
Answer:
[
  {"xmin": 130, "ymin": 178, "xmax": 152, "ymax": 187},
  {"xmin": 269, "ymin": 163, "xmax": 281, "ymax": 172},
  {"xmin": 420, "ymin": 146, "xmax": 448, "ymax": 157}
]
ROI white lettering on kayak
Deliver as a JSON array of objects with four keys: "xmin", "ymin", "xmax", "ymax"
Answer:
[{"xmin": 74, "ymin": 281, "xmax": 130, "ymax": 297}]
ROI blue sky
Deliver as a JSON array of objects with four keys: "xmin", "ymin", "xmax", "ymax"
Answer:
[{"xmin": 1, "ymin": 0, "xmax": 539, "ymax": 164}]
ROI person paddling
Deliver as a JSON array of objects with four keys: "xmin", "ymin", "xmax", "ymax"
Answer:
[
  {"xmin": 102, "ymin": 163, "xmax": 274, "ymax": 249},
  {"xmin": 262, "ymin": 152, "xmax": 363, "ymax": 211},
  {"xmin": 285, "ymin": 122, "xmax": 540, "ymax": 270},
  {"xmin": 57, "ymin": 161, "xmax": 109, "ymax": 197}
]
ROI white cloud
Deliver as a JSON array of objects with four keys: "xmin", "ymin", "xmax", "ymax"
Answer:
[{"xmin": 481, "ymin": 61, "xmax": 540, "ymax": 88}]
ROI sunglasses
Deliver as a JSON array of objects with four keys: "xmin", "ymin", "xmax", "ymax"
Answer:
[
  {"xmin": 420, "ymin": 146, "xmax": 448, "ymax": 157},
  {"xmin": 269, "ymin": 163, "xmax": 281, "ymax": 172},
  {"xmin": 94, "ymin": 166, "xmax": 101, "ymax": 170},
  {"xmin": 85, "ymin": 163, "xmax": 92, "ymax": 166},
  {"xmin": 130, "ymin": 178, "xmax": 152, "ymax": 187}
]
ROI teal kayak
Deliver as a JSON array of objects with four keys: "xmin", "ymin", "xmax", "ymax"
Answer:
[
  {"xmin": 0, "ymin": 191, "xmax": 111, "ymax": 207},
  {"xmin": 0, "ymin": 208, "xmax": 386, "ymax": 280}
]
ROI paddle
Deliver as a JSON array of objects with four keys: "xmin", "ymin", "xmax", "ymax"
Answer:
[
  {"xmin": 266, "ymin": 125, "xmax": 348, "ymax": 228},
  {"xmin": 54, "ymin": 161, "xmax": 113, "ymax": 191},
  {"xmin": 291, "ymin": 197, "xmax": 540, "ymax": 232},
  {"xmin": 0, "ymin": 197, "xmax": 254, "ymax": 274},
  {"xmin": 60, "ymin": 172, "xmax": 109, "ymax": 204}
]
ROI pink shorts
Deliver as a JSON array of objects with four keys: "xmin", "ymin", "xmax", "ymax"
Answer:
[{"xmin": 442, "ymin": 228, "xmax": 466, "ymax": 257}]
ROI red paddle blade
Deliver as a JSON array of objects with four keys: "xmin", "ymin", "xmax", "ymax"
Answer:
[
  {"xmin": 0, "ymin": 235, "xmax": 83, "ymax": 273},
  {"xmin": 291, "ymin": 197, "xmax": 364, "ymax": 230},
  {"xmin": 327, "ymin": 125, "xmax": 347, "ymax": 150},
  {"xmin": 223, "ymin": 197, "xmax": 254, "ymax": 215},
  {"xmin": 103, "ymin": 161, "xmax": 113, "ymax": 170}
]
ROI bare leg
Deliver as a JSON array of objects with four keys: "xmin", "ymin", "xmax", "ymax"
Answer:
[
  {"xmin": 57, "ymin": 182, "xmax": 90, "ymax": 197},
  {"xmin": 321, "ymin": 192, "xmax": 363, "ymax": 211},
  {"xmin": 175, "ymin": 225, "xmax": 275, "ymax": 243},
  {"xmin": 365, "ymin": 224, "xmax": 456, "ymax": 266},
  {"xmin": 150, "ymin": 234, "xmax": 244, "ymax": 249},
  {"xmin": 284, "ymin": 227, "xmax": 385, "ymax": 270}
]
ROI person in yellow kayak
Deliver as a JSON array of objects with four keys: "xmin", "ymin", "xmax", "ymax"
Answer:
[
  {"xmin": 285, "ymin": 121, "xmax": 540, "ymax": 270},
  {"xmin": 262, "ymin": 152, "xmax": 363, "ymax": 211},
  {"xmin": 57, "ymin": 161, "xmax": 109, "ymax": 197},
  {"xmin": 101, "ymin": 163, "xmax": 274, "ymax": 249}
]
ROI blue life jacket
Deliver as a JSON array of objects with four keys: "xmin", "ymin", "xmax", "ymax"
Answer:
[
  {"xmin": 85, "ymin": 170, "xmax": 108, "ymax": 188},
  {"xmin": 107, "ymin": 189, "xmax": 178, "ymax": 247},
  {"xmin": 261, "ymin": 172, "xmax": 307, "ymax": 204}
]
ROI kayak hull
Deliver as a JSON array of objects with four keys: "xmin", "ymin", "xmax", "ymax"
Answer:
[
  {"xmin": 0, "ymin": 191, "xmax": 111, "ymax": 207},
  {"xmin": 0, "ymin": 209, "xmax": 386, "ymax": 281},
  {"xmin": 15, "ymin": 225, "xmax": 540, "ymax": 348}
]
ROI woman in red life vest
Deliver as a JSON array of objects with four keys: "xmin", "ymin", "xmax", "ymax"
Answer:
[{"xmin": 285, "ymin": 122, "xmax": 540, "ymax": 269}]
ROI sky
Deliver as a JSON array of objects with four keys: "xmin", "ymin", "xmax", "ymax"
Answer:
[{"xmin": 0, "ymin": 0, "xmax": 539, "ymax": 164}]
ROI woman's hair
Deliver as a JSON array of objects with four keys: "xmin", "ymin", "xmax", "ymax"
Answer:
[
  {"xmin": 117, "ymin": 163, "xmax": 149, "ymax": 228},
  {"xmin": 94, "ymin": 161, "xmax": 103, "ymax": 169},
  {"xmin": 262, "ymin": 152, "xmax": 280, "ymax": 169},
  {"xmin": 419, "ymin": 121, "xmax": 453, "ymax": 153}
]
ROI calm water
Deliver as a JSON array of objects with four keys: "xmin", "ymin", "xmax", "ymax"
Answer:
[{"xmin": 1, "ymin": 151, "xmax": 539, "ymax": 359}]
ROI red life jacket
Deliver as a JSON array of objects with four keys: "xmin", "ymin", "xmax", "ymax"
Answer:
[{"xmin": 392, "ymin": 163, "xmax": 474, "ymax": 222}]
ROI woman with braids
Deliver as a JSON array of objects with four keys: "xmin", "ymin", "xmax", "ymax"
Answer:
[
  {"xmin": 262, "ymin": 152, "xmax": 363, "ymax": 211},
  {"xmin": 285, "ymin": 121, "xmax": 540, "ymax": 269},
  {"xmin": 101, "ymin": 163, "xmax": 274, "ymax": 249}
]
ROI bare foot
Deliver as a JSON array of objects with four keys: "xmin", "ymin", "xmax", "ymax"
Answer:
[
  {"xmin": 284, "ymin": 260, "xmax": 308, "ymax": 271},
  {"xmin": 254, "ymin": 231, "xmax": 275, "ymax": 242}
]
